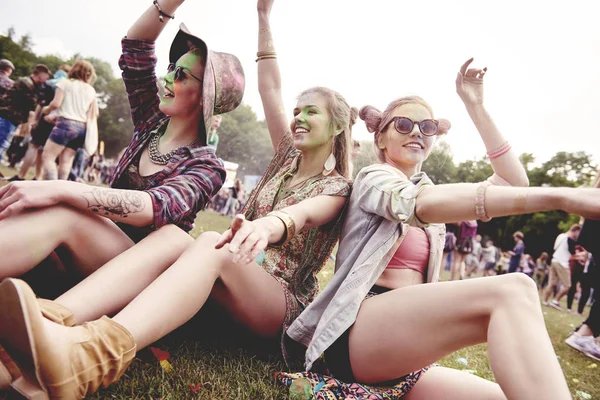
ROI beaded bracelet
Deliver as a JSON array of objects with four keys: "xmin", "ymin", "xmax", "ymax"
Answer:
[
  {"xmin": 475, "ymin": 181, "xmax": 492, "ymax": 222},
  {"xmin": 153, "ymin": 0, "xmax": 175, "ymax": 23}
]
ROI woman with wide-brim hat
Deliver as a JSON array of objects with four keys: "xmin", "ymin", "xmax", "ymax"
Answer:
[{"xmin": 0, "ymin": 0, "xmax": 244, "ymax": 394}]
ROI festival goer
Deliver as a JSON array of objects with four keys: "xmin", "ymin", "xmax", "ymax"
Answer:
[
  {"xmin": 0, "ymin": 59, "xmax": 15, "ymax": 96},
  {"xmin": 564, "ymin": 171, "xmax": 600, "ymax": 364},
  {"xmin": 0, "ymin": 64, "xmax": 51, "ymax": 162},
  {"xmin": 207, "ymin": 114, "xmax": 221, "ymax": 149},
  {"xmin": 38, "ymin": 60, "xmax": 98, "ymax": 180},
  {"xmin": 507, "ymin": 230, "xmax": 525, "ymax": 273},
  {"xmin": 482, "ymin": 239, "xmax": 498, "ymax": 277},
  {"xmin": 450, "ymin": 220, "xmax": 478, "ymax": 280},
  {"xmin": 7, "ymin": 68, "xmax": 71, "ymax": 182},
  {"xmin": 0, "ymin": 0, "xmax": 245, "ymax": 285},
  {"xmin": 279, "ymin": 59, "xmax": 588, "ymax": 400},
  {"xmin": 567, "ymin": 245, "xmax": 590, "ymax": 314},
  {"xmin": 543, "ymin": 224, "xmax": 581, "ymax": 310},
  {"xmin": 465, "ymin": 233, "xmax": 483, "ymax": 277},
  {"xmin": 534, "ymin": 251, "xmax": 549, "ymax": 291},
  {"xmin": 0, "ymin": 0, "xmax": 355, "ymax": 397}
]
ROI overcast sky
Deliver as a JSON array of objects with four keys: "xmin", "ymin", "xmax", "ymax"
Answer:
[{"xmin": 2, "ymin": 0, "xmax": 599, "ymax": 165}]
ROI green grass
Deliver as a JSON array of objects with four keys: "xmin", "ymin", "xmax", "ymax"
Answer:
[{"xmin": 1, "ymin": 170, "xmax": 597, "ymax": 399}]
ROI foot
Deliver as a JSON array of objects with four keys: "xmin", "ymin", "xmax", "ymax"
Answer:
[
  {"xmin": 542, "ymin": 301, "xmax": 549, "ymax": 306},
  {"xmin": 549, "ymin": 300, "xmax": 563, "ymax": 311},
  {"xmin": 7, "ymin": 175, "xmax": 24, "ymax": 182},
  {"xmin": 565, "ymin": 333, "xmax": 600, "ymax": 361}
]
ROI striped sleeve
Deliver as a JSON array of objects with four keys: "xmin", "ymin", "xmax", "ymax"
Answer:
[{"xmin": 145, "ymin": 157, "xmax": 226, "ymax": 229}]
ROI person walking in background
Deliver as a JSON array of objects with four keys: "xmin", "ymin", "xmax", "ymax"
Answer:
[
  {"xmin": 534, "ymin": 252, "xmax": 549, "ymax": 292},
  {"xmin": 465, "ymin": 234, "xmax": 483, "ymax": 277},
  {"xmin": 450, "ymin": 220, "xmax": 477, "ymax": 280},
  {"xmin": 543, "ymin": 224, "xmax": 581, "ymax": 310},
  {"xmin": 207, "ymin": 114, "xmax": 221, "ymax": 150},
  {"xmin": 481, "ymin": 239, "xmax": 498, "ymax": 277},
  {"xmin": 507, "ymin": 231, "xmax": 525, "ymax": 273},
  {"xmin": 565, "ymin": 218, "xmax": 600, "ymax": 360},
  {"xmin": 0, "ymin": 59, "xmax": 15, "ymax": 97},
  {"xmin": 567, "ymin": 245, "xmax": 590, "ymax": 314},
  {"xmin": 0, "ymin": 64, "xmax": 51, "ymax": 163},
  {"xmin": 442, "ymin": 223, "xmax": 457, "ymax": 272},
  {"xmin": 6, "ymin": 67, "xmax": 71, "ymax": 182},
  {"xmin": 40, "ymin": 60, "xmax": 98, "ymax": 180}
]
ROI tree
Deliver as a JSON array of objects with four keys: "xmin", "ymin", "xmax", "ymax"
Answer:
[
  {"xmin": 351, "ymin": 141, "xmax": 378, "ymax": 178},
  {"xmin": 217, "ymin": 105, "xmax": 274, "ymax": 179},
  {"xmin": 421, "ymin": 140, "xmax": 456, "ymax": 184}
]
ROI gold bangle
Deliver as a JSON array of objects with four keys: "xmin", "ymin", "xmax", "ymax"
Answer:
[
  {"xmin": 256, "ymin": 56, "xmax": 277, "ymax": 63},
  {"xmin": 267, "ymin": 210, "xmax": 296, "ymax": 246},
  {"xmin": 257, "ymin": 50, "xmax": 277, "ymax": 57}
]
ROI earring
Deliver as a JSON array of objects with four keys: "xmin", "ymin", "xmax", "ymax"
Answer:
[{"xmin": 323, "ymin": 152, "xmax": 336, "ymax": 176}]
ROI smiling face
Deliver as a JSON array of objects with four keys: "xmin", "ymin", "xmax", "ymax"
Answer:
[
  {"xmin": 378, "ymin": 103, "xmax": 436, "ymax": 173},
  {"xmin": 290, "ymin": 92, "xmax": 334, "ymax": 152},
  {"xmin": 159, "ymin": 51, "xmax": 204, "ymax": 118}
]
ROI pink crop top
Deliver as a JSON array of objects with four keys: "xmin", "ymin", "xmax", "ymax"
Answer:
[{"xmin": 387, "ymin": 226, "xmax": 430, "ymax": 274}]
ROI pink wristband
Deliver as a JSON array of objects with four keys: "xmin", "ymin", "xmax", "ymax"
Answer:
[{"xmin": 488, "ymin": 144, "xmax": 511, "ymax": 159}]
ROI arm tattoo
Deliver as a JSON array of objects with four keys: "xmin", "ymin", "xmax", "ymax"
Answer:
[{"xmin": 81, "ymin": 188, "xmax": 146, "ymax": 218}]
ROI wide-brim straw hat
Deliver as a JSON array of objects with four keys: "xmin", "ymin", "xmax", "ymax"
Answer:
[{"xmin": 169, "ymin": 23, "xmax": 245, "ymax": 138}]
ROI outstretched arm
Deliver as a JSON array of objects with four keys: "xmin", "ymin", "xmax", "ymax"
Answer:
[
  {"xmin": 415, "ymin": 183, "xmax": 599, "ymax": 224},
  {"xmin": 456, "ymin": 58, "xmax": 529, "ymax": 187},
  {"xmin": 215, "ymin": 194, "xmax": 347, "ymax": 264},
  {"xmin": 257, "ymin": 0, "xmax": 289, "ymax": 151}
]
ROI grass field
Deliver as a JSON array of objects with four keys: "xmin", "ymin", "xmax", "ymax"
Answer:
[{"xmin": 0, "ymin": 168, "xmax": 597, "ymax": 399}]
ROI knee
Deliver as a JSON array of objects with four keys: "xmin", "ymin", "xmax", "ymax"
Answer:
[
  {"xmin": 152, "ymin": 224, "xmax": 194, "ymax": 250},
  {"xmin": 495, "ymin": 273, "xmax": 539, "ymax": 307}
]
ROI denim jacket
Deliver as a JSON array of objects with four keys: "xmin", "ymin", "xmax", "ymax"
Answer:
[{"xmin": 286, "ymin": 163, "xmax": 445, "ymax": 370}]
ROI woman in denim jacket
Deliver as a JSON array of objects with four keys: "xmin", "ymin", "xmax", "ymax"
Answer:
[{"xmin": 283, "ymin": 59, "xmax": 599, "ymax": 399}]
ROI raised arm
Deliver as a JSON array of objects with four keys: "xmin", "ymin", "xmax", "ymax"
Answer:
[
  {"xmin": 127, "ymin": 0, "xmax": 184, "ymax": 40},
  {"xmin": 456, "ymin": 58, "xmax": 529, "ymax": 187},
  {"xmin": 257, "ymin": 0, "xmax": 289, "ymax": 151}
]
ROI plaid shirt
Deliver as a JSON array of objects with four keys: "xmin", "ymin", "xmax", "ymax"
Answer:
[
  {"xmin": 112, "ymin": 38, "xmax": 225, "ymax": 233},
  {"xmin": 0, "ymin": 76, "xmax": 38, "ymax": 125}
]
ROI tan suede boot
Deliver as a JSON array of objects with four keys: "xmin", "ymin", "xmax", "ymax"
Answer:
[
  {"xmin": 0, "ymin": 279, "xmax": 136, "ymax": 400},
  {"xmin": 0, "ymin": 298, "xmax": 75, "ymax": 391}
]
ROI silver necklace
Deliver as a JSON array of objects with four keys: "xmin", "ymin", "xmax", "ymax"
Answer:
[{"xmin": 147, "ymin": 127, "xmax": 202, "ymax": 165}]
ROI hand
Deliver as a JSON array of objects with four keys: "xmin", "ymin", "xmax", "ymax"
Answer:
[
  {"xmin": 215, "ymin": 214, "xmax": 272, "ymax": 265},
  {"xmin": 44, "ymin": 114, "xmax": 57, "ymax": 124},
  {"xmin": 0, "ymin": 181, "xmax": 67, "ymax": 220},
  {"xmin": 456, "ymin": 58, "xmax": 487, "ymax": 107},
  {"xmin": 257, "ymin": 0, "xmax": 275, "ymax": 16}
]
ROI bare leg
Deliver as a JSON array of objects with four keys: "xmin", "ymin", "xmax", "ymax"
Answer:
[
  {"xmin": 450, "ymin": 251, "xmax": 465, "ymax": 281},
  {"xmin": 348, "ymin": 274, "xmax": 570, "ymax": 399},
  {"xmin": 58, "ymin": 147, "xmax": 76, "ymax": 180},
  {"xmin": 405, "ymin": 367, "xmax": 505, "ymax": 400},
  {"xmin": 555, "ymin": 285, "xmax": 571, "ymax": 303},
  {"xmin": 16, "ymin": 144, "xmax": 38, "ymax": 179},
  {"xmin": 0, "ymin": 205, "xmax": 133, "ymax": 280},
  {"xmin": 41, "ymin": 140, "xmax": 64, "ymax": 180},
  {"xmin": 55, "ymin": 225, "xmax": 193, "ymax": 323},
  {"xmin": 34, "ymin": 149, "xmax": 43, "ymax": 180},
  {"xmin": 112, "ymin": 231, "xmax": 286, "ymax": 349}
]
